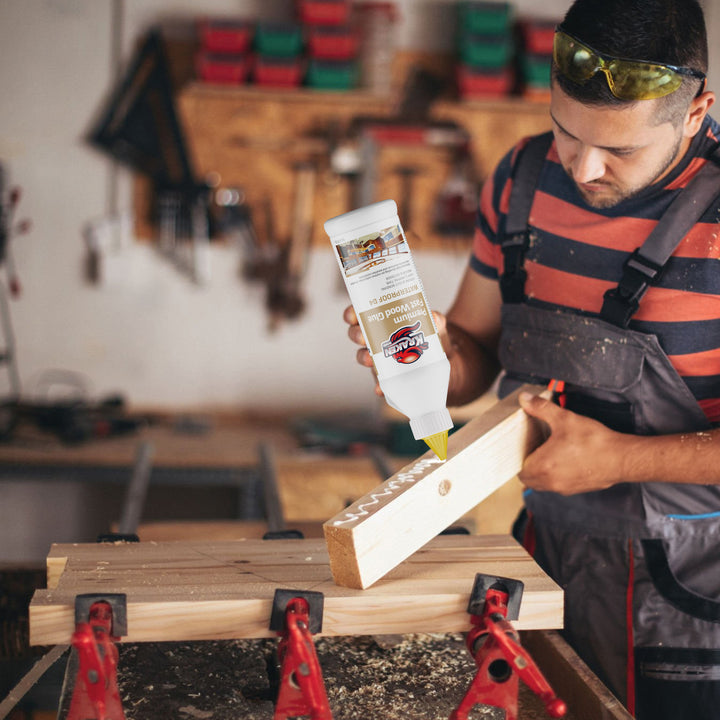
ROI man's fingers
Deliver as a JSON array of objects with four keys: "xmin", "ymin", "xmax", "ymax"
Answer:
[
  {"xmin": 519, "ymin": 391, "xmax": 563, "ymax": 428},
  {"xmin": 356, "ymin": 347, "xmax": 374, "ymax": 368},
  {"xmin": 347, "ymin": 323, "xmax": 366, "ymax": 347},
  {"xmin": 343, "ymin": 305, "xmax": 358, "ymax": 325}
]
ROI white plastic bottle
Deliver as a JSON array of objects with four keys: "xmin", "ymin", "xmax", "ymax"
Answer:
[{"xmin": 324, "ymin": 199, "xmax": 453, "ymax": 460}]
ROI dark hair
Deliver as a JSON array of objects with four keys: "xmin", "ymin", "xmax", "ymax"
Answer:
[{"xmin": 554, "ymin": 0, "xmax": 708, "ymax": 123}]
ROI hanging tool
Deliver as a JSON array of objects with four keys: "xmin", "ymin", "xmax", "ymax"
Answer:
[
  {"xmin": 270, "ymin": 589, "xmax": 332, "ymax": 720},
  {"xmin": 0, "ymin": 163, "xmax": 30, "ymax": 404},
  {"xmin": 433, "ymin": 142, "xmax": 480, "ymax": 237},
  {"xmin": 393, "ymin": 164, "xmax": 422, "ymax": 229},
  {"xmin": 88, "ymin": 29, "xmax": 212, "ymax": 284},
  {"xmin": 450, "ymin": 574, "xmax": 566, "ymax": 720},
  {"xmin": 266, "ymin": 161, "xmax": 317, "ymax": 329},
  {"xmin": 0, "ymin": 165, "xmax": 30, "ymax": 299},
  {"xmin": 65, "ymin": 594, "xmax": 127, "ymax": 720}
]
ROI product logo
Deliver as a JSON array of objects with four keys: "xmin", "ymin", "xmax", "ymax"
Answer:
[{"xmin": 382, "ymin": 322, "xmax": 428, "ymax": 364}]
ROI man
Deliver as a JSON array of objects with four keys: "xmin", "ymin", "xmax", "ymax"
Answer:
[{"xmin": 344, "ymin": 0, "xmax": 720, "ymax": 716}]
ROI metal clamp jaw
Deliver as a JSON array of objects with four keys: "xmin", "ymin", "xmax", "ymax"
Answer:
[
  {"xmin": 67, "ymin": 593, "xmax": 127, "ymax": 720},
  {"xmin": 270, "ymin": 589, "xmax": 332, "ymax": 720},
  {"xmin": 450, "ymin": 574, "xmax": 566, "ymax": 720}
]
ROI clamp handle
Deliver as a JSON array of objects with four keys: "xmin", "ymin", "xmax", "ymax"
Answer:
[
  {"xmin": 67, "ymin": 600, "xmax": 126, "ymax": 720},
  {"xmin": 451, "ymin": 577, "xmax": 566, "ymax": 720},
  {"xmin": 479, "ymin": 608, "xmax": 567, "ymax": 719},
  {"xmin": 273, "ymin": 592, "xmax": 332, "ymax": 720}
]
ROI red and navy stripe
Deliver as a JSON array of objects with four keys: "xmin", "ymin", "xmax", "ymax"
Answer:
[{"xmin": 472, "ymin": 116, "xmax": 720, "ymax": 423}]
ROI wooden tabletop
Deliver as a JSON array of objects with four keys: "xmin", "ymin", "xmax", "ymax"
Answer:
[
  {"xmin": 30, "ymin": 535, "xmax": 563, "ymax": 645},
  {"xmin": 0, "ymin": 415, "xmax": 298, "ymax": 468}
]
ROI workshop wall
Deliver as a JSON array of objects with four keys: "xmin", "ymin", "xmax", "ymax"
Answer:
[{"xmin": 1, "ymin": 0, "xmax": 718, "ymax": 416}]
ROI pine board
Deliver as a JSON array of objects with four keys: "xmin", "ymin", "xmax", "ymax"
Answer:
[
  {"xmin": 29, "ymin": 535, "xmax": 562, "ymax": 645},
  {"xmin": 324, "ymin": 386, "xmax": 549, "ymax": 589}
]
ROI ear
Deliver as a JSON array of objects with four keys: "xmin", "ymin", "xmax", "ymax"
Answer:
[{"xmin": 684, "ymin": 90, "xmax": 715, "ymax": 137}]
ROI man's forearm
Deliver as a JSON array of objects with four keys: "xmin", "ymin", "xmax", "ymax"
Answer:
[
  {"xmin": 444, "ymin": 321, "xmax": 501, "ymax": 407},
  {"xmin": 518, "ymin": 392, "xmax": 720, "ymax": 493},
  {"xmin": 619, "ymin": 428, "xmax": 720, "ymax": 486}
]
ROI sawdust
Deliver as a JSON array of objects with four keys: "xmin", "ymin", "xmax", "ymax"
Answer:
[{"xmin": 114, "ymin": 634, "xmax": 577, "ymax": 720}]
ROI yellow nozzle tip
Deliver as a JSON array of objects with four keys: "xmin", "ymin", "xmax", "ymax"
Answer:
[{"xmin": 423, "ymin": 431, "xmax": 449, "ymax": 460}]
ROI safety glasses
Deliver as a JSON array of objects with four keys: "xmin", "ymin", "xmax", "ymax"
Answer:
[{"xmin": 553, "ymin": 27, "xmax": 706, "ymax": 100}]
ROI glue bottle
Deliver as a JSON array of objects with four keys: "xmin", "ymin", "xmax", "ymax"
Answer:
[{"xmin": 324, "ymin": 199, "xmax": 453, "ymax": 460}]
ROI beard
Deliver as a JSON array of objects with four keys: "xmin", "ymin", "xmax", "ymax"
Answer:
[{"xmin": 568, "ymin": 132, "xmax": 685, "ymax": 209}]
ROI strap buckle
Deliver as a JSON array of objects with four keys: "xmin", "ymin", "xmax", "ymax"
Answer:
[
  {"xmin": 500, "ymin": 232, "xmax": 529, "ymax": 304},
  {"xmin": 601, "ymin": 249, "xmax": 665, "ymax": 328}
]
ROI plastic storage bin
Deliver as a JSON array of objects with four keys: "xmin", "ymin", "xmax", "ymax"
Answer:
[
  {"xmin": 298, "ymin": 0, "xmax": 351, "ymax": 26},
  {"xmin": 255, "ymin": 23, "xmax": 304, "ymax": 57},
  {"xmin": 196, "ymin": 52, "xmax": 250, "ymax": 84},
  {"xmin": 198, "ymin": 19, "xmax": 253, "ymax": 54},
  {"xmin": 458, "ymin": 1, "xmax": 513, "ymax": 35},
  {"xmin": 306, "ymin": 59, "xmax": 358, "ymax": 89}
]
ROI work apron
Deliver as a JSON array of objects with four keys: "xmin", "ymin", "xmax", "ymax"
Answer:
[
  {"xmin": 496, "ymin": 134, "xmax": 720, "ymax": 718},
  {"xmin": 500, "ymin": 304, "xmax": 720, "ymax": 718}
]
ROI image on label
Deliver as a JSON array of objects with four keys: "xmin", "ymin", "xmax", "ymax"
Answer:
[{"xmin": 335, "ymin": 224, "xmax": 407, "ymax": 276}]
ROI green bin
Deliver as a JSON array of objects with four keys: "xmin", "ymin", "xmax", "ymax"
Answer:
[
  {"xmin": 306, "ymin": 60, "xmax": 358, "ymax": 90},
  {"xmin": 459, "ymin": 33, "xmax": 513, "ymax": 69},
  {"xmin": 255, "ymin": 23, "xmax": 303, "ymax": 57},
  {"xmin": 458, "ymin": 1, "xmax": 513, "ymax": 35}
]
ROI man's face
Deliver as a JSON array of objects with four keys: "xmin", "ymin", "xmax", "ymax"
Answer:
[{"xmin": 549, "ymin": 84, "xmax": 689, "ymax": 208}]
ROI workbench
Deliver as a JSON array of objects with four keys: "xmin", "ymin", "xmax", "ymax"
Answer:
[
  {"xmin": 29, "ymin": 534, "xmax": 631, "ymax": 720},
  {"xmin": 0, "ymin": 414, "xmax": 389, "ymax": 563},
  {"xmin": 53, "ymin": 631, "xmax": 632, "ymax": 720},
  {"xmin": 0, "ymin": 409, "xmax": 525, "ymax": 566}
]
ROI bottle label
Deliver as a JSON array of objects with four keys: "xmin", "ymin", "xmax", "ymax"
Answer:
[{"xmin": 334, "ymin": 222, "xmax": 438, "ymax": 365}]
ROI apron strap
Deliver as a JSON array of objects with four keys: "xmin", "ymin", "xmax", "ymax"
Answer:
[
  {"xmin": 501, "ymin": 135, "xmax": 720, "ymax": 324},
  {"xmin": 500, "ymin": 132, "xmax": 554, "ymax": 303},
  {"xmin": 601, "ymin": 146, "xmax": 720, "ymax": 327}
]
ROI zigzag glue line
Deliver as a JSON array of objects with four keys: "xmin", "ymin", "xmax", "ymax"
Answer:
[{"xmin": 331, "ymin": 456, "xmax": 444, "ymax": 526}]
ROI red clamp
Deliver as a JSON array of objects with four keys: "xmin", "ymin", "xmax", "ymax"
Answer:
[
  {"xmin": 271, "ymin": 589, "xmax": 332, "ymax": 720},
  {"xmin": 450, "ymin": 575, "xmax": 566, "ymax": 720},
  {"xmin": 67, "ymin": 594, "xmax": 127, "ymax": 720}
]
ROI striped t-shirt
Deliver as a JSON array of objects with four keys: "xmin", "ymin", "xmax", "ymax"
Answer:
[{"xmin": 471, "ymin": 115, "xmax": 720, "ymax": 423}]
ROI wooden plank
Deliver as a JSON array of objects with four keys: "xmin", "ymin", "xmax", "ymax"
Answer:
[
  {"xmin": 29, "ymin": 534, "xmax": 562, "ymax": 645},
  {"xmin": 523, "ymin": 631, "xmax": 634, "ymax": 720},
  {"xmin": 324, "ymin": 386, "xmax": 548, "ymax": 589}
]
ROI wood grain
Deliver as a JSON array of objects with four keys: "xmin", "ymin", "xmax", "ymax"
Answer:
[
  {"xmin": 29, "ymin": 534, "xmax": 562, "ymax": 645},
  {"xmin": 324, "ymin": 386, "xmax": 549, "ymax": 589}
]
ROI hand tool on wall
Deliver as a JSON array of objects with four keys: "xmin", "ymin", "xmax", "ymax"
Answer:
[
  {"xmin": 433, "ymin": 142, "xmax": 480, "ymax": 237},
  {"xmin": 450, "ymin": 574, "xmax": 566, "ymax": 720},
  {"xmin": 88, "ymin": 29, "xmax": 212, "ymax": 283},
  {"xmin": 0, "ymin": 163, "xmax": 30, "ymax": 404},
  {"xmin": 266, "ymin": 161, "xmax": 317, "ymax": 330},
  {"xmin": 0, "ymin": 164, "xmax": 30, "ymax": 299},
  {"xmin": 393, "ymin": 164, "xmax": 422, "ymax": 228}
]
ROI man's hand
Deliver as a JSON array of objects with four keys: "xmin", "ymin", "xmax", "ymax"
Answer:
[
  {"xmin": 342, "ymin": 305, "xmax": 450, "ymax": 398},
  {"xmin": 518, "ymin": 392, "xmax": 628, "ymax": 495},
  {"xmin": 343, "ymin": 304, "xmax": 382, "ymax": 396}
]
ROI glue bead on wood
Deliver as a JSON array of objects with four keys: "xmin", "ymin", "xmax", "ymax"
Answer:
[{"xmin": 325, "ymin": 200, "xmax": 453, "ymax": 460}]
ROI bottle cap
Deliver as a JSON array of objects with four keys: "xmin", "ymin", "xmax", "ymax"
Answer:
[
  {"xmin": 324, "ymin": 199, "xmax": 398, "ymax": 240},
  {"xmin": 410, "ymin": 409, "xmax": 453, "ymax": 460},
  {"xmin": 410, "ymin": 408, "xmax": 453, "ymax": 439}
]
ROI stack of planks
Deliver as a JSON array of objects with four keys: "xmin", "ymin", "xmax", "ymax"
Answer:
[{"xmin": 29, "ymin": 534, "xmax": 562, "ymax": 646}]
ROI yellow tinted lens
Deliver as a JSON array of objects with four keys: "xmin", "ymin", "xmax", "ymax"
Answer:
[
  {"xmin": 608, "ymin": 60, "xmax": 682, "ymax": 99},
  {"xmin": 554, "ymin": 32, "xmax": 598, "ymax": 81}
]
